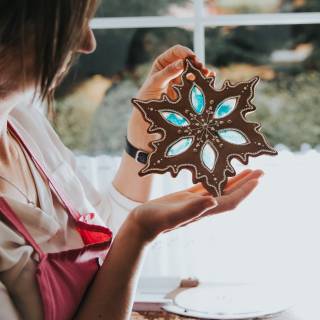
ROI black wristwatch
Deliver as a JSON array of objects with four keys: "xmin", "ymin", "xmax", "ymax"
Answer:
[{"xmin": 125, "ymin": 136, "xmax": 148, "ymax": 164}]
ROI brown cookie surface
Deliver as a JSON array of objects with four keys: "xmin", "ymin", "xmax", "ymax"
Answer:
[{"xmin": 132, "ymin": 58, "xmax": 277, "ymax": 196}]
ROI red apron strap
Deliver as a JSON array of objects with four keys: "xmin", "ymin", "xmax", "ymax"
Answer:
[
  {"xmin": 0, "ymin": 197, "xmax": 45, "ymax": 259},
  {"xmin": 7, "ymin": 120, "xmax": 80, "ymax": 221}
]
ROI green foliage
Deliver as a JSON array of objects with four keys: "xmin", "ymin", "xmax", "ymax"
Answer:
[
  {"xmin": 127, "ymin": 27, "xmax": 192, "ymax": 70},
  {"xmin": 206, "ymin": 25, "xmax": 297, "ymax": 67},
  {"xmin": 251, "ymin": 72, "xmax": 320, "ymax": 150},
  {"xmin": 54, "ymin": 0, "xmax": 320, "ymax": 154},
  {"xmin": 294, "ymin": 0, "xmax": 320, "ymax": 12}
]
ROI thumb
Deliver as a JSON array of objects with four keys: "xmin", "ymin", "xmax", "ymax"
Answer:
[
  {"xmin": 174, "ymin": 196, "xmax": 218, "ymax": 225},
  {"xmin": 152, "ymin": 59, "xmax": 184, "ymax": 88}
]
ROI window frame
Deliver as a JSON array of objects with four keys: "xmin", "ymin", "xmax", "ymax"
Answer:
[{"xmin": 90, "ymin": 0, "xmax": 320, "ymax": 63}]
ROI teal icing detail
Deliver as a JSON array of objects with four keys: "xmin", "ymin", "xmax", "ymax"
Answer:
[
  {"xmin": 201, "ymin": 142, "xmax": 216, "ymax": 171},
  {"xmin": 167, "ymin": 137, "xmax": 193, "ymax": 157},
  {"xmin": 191, "ymin": 85, "xmax": 205, "ymax": 114},
  {"xmin": 218, "ymin": 129, "xmax": 248, "ymax": 145},
  {"xmin": 160, "ymin": 111, "xmax": 190, "ymax": 127},
  {"xmin": 214, "ymin": 97, "xmax": 237, "ymax": 119}
]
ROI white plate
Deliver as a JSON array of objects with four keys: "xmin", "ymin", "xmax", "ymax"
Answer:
[{"xmin": 162, "ymin": 283, "xmax": 294, "ymax": 319}]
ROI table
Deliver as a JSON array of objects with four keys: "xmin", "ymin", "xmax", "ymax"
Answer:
[
  {"xmin": 131, "ymin": 308, "xmax": 313, "ymax": 320},
  {"xmin": 131, "ymin": 311, "xmax": 197, "ymax": 319},
  {"xmin": 132, "ymin": 280, "xmax": 319, "ymax": 320}
]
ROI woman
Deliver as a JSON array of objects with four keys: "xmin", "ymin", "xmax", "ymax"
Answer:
[{"xmin": 0, "ymin": 1, "xmax": 263, "ymax": 319}]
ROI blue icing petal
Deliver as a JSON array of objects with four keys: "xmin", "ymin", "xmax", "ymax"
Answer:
[
  {"xmin": 214, "ymin": 98, "xmax": 237, "ymax": 119},
  {"xmin": 201, "ymin": 142, "xmax": 216, "ymax": 171},
  {"xmin": 218, "ymin": 129, "xmax": 248, "ymax": 145},
  {"xmin": 167, "ymin": 137, "xmax": 193, "ymax": 157},
  {"xmin": 191, "ymin": 85, "xmax": 205, "ymax": 114},
  {"xmin": 160, "ymin": 111, "xmax": 190, "ymax": 127}
]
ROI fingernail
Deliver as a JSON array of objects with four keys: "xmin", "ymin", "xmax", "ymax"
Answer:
[
  {"xmin": 183, "ymin": 46, "xmax": 194, "ymax": 54},
  {"xmin": 175, "ymin": 60, "xmax": 184, "ymax": 69}
]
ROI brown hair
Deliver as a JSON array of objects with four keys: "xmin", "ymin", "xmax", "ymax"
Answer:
[{"xmin": 0, "ymin": 0, "xmax": 99, "ymax": 116}]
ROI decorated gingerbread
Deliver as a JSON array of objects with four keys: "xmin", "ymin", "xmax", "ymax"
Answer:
[{"xmin": 132, "ymin": 58, "xmax": 277, "ymax": 197}]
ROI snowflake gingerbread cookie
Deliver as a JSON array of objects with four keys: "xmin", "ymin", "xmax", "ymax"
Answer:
[{"xmin": 131, "ymin": 58, "xmax": 277, "ymax": 197}]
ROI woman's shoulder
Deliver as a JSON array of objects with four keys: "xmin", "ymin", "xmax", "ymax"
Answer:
[
  {"xmin": 10, "ymin": 103, "xmax": 61, "ymax": 146},
  {"xmin": 9, "ymin": 103, "xmax": 74, "ymax": 172},
  {"xmin": 9, "ymin": 104, "xmax": 112, "ymax": 212}
]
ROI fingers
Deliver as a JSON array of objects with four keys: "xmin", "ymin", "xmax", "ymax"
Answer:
[
  {"xmin": 167, "ymin": 195, "xmax": 218, "ymax": 227},
  {"xmin": 166, "ymin": 176, "xmax": 260, "ymax": 232},
  {"xmin": 224, "ymin": 170, "xmax": 264, "ymax": 195},
  {"xmin": 207, "ymin": 70, "xmax": 216, "ymax": 77},
  {"xmin": 209, "ymin": 179, "xmax": 259, "ymax": 215},
  {"xmin": 187, "ymin": 196, "xmax": 218, "ymax": 217},
  {"xmin": 152, "ymin": 59, "xmax": 185, "ymax": 88},
  {"xmin": 164, "ymin": 177, "xmax": 260, "ymax": 233},
  {"xmin": 186, "ymin": 183, "xmax": 203, "ymax": 193},
  {"xmin": 186, "ymin": 169, "xmax": 256, "ymax": 194},
  {"xmin": 190, "ymin": 57, "xmax": 211, "ymax": 77},
  {"xmin": 154, "ymin": 45, "xmax": 212, "ymax": 79},
  {"xmin": 185, "ymin": 184, "xmax": 210, "ymax": 198},
  {"xmin": 152, "ymin": 55, "xmax": 214, "ymax": 93},
  {"xmin": 153, "ymin": 45, "xmax": 195, "ymax": 72},
  {"xmin": 165, "ymin": 191, "xmax": 219, "ymax": 230},
  {"xmin": 225, "ymin": 169, "xmax": 252, "ymax": 189},
  {"xmin": 151, "ymin": 45, "xmax": 216, "ymax": 100}
]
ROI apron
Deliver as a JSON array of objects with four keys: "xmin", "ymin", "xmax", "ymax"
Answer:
[{"xmin": 0, "ymin": 121, "xmax": 113, "ymax": 320}]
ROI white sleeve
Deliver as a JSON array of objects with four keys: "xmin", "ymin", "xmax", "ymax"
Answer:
[
  {"xmin": 37, "ymin": 109, "xmax": 142, "ymax": 234},
  {"xmin": 0, "ymin": 282, "xmax": 21, "ymax": 320},
  {"xmin": 70, "ymin": 157, "xmax": 142, "ymax": 234},
  {"xmin": 104, "ymin": 182, "xmax": 142, "ymax": 234}
]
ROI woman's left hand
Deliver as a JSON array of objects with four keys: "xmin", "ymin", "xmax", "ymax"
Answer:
[
  {"xmin": 127, "ymin": 45, "xmax": 212, "ymax": 151},
  {"xmin": 129, "ymin": 169, "xmax": 263, "ymax": 242}
]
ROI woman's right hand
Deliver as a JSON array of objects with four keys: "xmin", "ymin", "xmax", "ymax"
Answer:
[{"xmin": 129, "ymin": 169, "xmax": 264, "ymax": 243}]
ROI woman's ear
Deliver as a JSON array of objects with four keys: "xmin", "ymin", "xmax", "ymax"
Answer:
[{"xmin": 77, "ymin": 27, "xmax": 96, "ymax": 54}]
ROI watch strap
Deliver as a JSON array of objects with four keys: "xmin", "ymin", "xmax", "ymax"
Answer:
[{"xmin": 125, "ymin": 136, "xmax": 148, "ymax": 164}]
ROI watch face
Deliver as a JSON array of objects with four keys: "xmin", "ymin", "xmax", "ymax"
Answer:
[{"xmin": 163, "ymin": 283, "xmax": 293, "ymax": 319}]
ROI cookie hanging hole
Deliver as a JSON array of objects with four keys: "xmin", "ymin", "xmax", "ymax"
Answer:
[{"xmin": 186, "ymin": 72, "xmax": 196, "ymax": 81}]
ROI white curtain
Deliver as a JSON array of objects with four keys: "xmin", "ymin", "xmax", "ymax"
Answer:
[{"xmin": 76, "ymin": 148, "xmax": 320, "ymax": 292}]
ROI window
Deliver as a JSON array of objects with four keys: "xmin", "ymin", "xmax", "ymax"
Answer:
[
  {"xmin": 54, "ymin": 0, "xmax": 320, "ymax": 314},
  {"xmin": 54, "ymin": 0, "xmax": 320, "ymax": 155}
]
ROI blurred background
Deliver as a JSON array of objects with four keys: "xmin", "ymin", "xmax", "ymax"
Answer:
[
  {"xmin": 53, "ymin": 1, "xmax": 320, "ymax": 313},
  {"xmin": 53, "ymin": 0, "xmax": 320, "ymax": 156}
]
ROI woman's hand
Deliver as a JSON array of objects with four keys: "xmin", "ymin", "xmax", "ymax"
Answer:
[
  {"xmin": 127, "ymin": 45, "xmax": 211, "ymax": 151},
  {"xmin": 135, "ymin": 45, "xmax": 210, "ymax": 101},
  {"xmin": 79, "ymin": 169, "xmax": 263, "ymax": 320},
  {"xmin": 114, "ymin": 45, "xmax": 213, "ymax": 203},
  {"xmin": 129, "ymin": 169, "xmax": 264, "ymax": 242}
]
